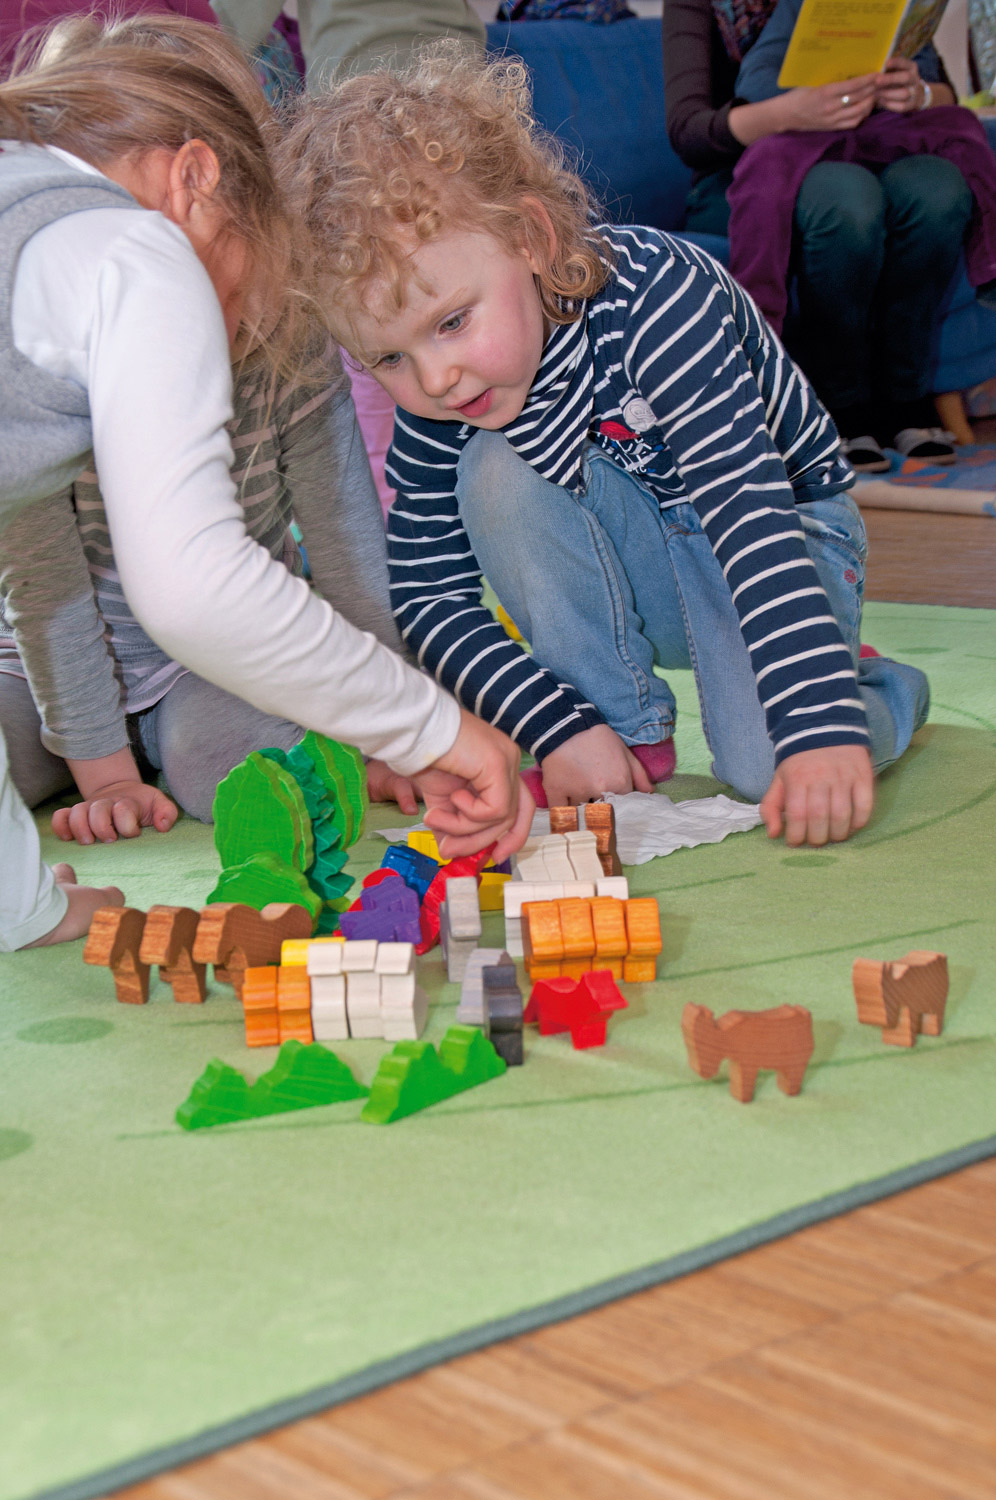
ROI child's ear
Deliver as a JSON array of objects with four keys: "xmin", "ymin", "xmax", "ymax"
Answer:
[
  {"xmin": 519, "ymin": 196, "xmax": 558, "ymax": 275},
  {"xmin": 166, "ymin": 138, "xmax": 223, "ymax": 225}
]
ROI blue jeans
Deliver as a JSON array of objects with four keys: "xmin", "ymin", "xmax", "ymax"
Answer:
[{"xmin": 457, "ymin": 435, "xmax": 929, "ymax": 802}]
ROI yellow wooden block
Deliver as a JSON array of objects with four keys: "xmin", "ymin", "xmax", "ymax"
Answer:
[
  {"xmin": 281, "ymin": 935, "xmax": 343, "ymax": 966},
  {"xmin": 479, "ymin": 871, "xmax": 510, "ymax": 911},
  {"xmin": 407, "ymin": 830, "xmax": 442, "ymax": 861}
]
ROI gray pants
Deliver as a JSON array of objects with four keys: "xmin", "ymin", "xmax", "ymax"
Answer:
[{"xmin": 0, "ymin": 669, "xmax": 302, "ymax": 824}]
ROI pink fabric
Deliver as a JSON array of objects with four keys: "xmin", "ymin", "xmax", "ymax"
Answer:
[
  {"xmin": 727, "ymin": 106, "xmax": 996, "ymax": 335},
  {"xmin": 1, "ymin": 0, "xmax": 218, "ymax": 73},
  {"xmin": 345, "ymin": 360, "xmax": 397, "ymax": 519}
]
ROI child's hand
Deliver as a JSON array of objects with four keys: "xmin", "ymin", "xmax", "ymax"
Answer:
[
  {"xmin": 412, "ymin": 708, "xmax": 534, "ymax": 864},
  {"xmin": 540, "ymin": 725, "xmax": 653, "ymax": 808},
  {"xmin": 760, "ymin": 745, "xmax": 874, "ymax": 846},
  {"xmin": 365, "ymin": 757, "xmax": 419, "ymax": 816},
  {"xmin": 52, "ymin": 781, "xmax": 178, "ymax": 845}
]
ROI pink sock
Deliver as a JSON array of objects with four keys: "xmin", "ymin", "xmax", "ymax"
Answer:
[
  {"xmin": 520, "ymin": 766, "xmax": 547, "ymax": 808},
  {"xmin": 859, "ymin": 644, "xmax": 881, "ymax": 660},
  {"xmin": 631, "ymin": 739, "xmax": 677, "ymax": 783}
]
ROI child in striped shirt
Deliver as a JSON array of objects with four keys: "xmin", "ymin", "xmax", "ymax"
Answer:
[{"xmin": 281, "ymin": 45, "xmax": 929, "ymax": 847}]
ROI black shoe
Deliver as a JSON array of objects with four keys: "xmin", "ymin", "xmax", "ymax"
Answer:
[{"xmin": 842, "ymin": 434, "xmax": 890, "ymax": 474}]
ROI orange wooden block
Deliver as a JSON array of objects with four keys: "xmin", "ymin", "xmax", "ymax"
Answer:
[
  {"xmin": 276, "ymin": 965, "xmax": 313, "ymax": 1044},
  {"xmin": 555, "ymin": 898, "xmax": 593, "ymax": 979},
  {"xmin": 590, "ymin": 896, "xmax": 628, "ymax": 977},
  {"xmin": 622, "ymin": 957, "xmax": 657, "ymax": 983},
  {"xmin": 682, "ymin": 1003, "xmax": 814, "ymax": 1103},
  {"xmin": 852, "ymin": 950, "xmax": 948, "ymax": 1047},
  {"xmin": 242, "ymin": 965, "xmax": 280, "ymax": 1047},
  {"xmin": 624, "ymin": 898, "xmax": 662, "ymax": 957},
  {"xmin": 522, "ymin": 900, "xmax": 564, "ymax": 966},
  {"xmin": 83, "ymin": 907, "xmax": 150, "ymax": 1005},
  {"xmin": 549, "ymin": 805, "xmax": 579, "ymax": 835},
  {"xmin": 193, "ymin": 903, "xmax": 313, "ymax": 1001},
  {"xmin": 139, "ymin": 906, "xmax": 207, "ymax": 1004},
  {"xmin": 581, "ymin": 801, "xmax": 621, "ymax": 877}
]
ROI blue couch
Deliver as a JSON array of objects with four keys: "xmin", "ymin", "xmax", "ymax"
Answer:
[{"xmin": 486, "ymin": 16, "xmax": 996, "ymax": 395}]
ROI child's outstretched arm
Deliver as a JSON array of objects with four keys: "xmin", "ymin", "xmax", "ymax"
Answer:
[{"xmin": 760, "ymin": 744, "xmax": 874, "ymax": 846}]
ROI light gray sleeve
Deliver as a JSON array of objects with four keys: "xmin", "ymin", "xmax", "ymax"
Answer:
[
  {"xmin": 300, "ymin": 0, "xmax": 485, "ymax": 83},
  {"xmin": 282, "ymin": 351, "xmax": 407, "ymax": 657},
  {"xmin": 209, "ymin": 0, "xmax": 283, "ymax": 49},
  {"xmin": 0, "ymin": 490, "xmax": 128, "ymax": 761}
]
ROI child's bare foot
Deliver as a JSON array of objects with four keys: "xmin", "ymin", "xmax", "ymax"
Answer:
[{"xmin": 22, "ymin": 864, "xmax": 125, "ymax": 948}]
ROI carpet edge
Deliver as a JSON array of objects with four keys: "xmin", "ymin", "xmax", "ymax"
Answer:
[{"xmin": 25, "ymin": 1129, "xmax": 996, "ymax": 1500}]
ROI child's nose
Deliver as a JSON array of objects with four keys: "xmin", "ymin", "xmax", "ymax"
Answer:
[{"xmin": 419, "ymin": 354, "xmax": 459, "ymax": 398}]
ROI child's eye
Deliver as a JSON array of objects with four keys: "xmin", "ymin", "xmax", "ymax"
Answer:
[
  {"xmin": 439, "ymin": 312, "xmax": 465, "ymax": 334},
  {"xmin": 377, "ymin": 352, "xmax": 403, "ymax": 369}
]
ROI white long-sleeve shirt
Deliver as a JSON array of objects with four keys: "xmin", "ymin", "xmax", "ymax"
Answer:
[{"xmin": 6, "ymin": 144, "xmax": 459, "ymax": 775}]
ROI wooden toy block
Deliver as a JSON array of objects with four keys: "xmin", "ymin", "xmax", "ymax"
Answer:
[
  {"xmin": 340, "ymin": 939, "xmax": 377, "ymax": 972},
  {"xmin": 682, "ymin": 1003, "xmax": 814, "ymax": 1103},
  {"xmin": 483, "ymin": 959, "xmax": 524, "ymax": 1066},
  {"xmin": 381, "ymin": 978, "xmax": 429, "ymax": 1041},
  {"xmin": 84, "ymin": 906, "xmax": 150, "ymax": 1005},
  {"xmin": 511, "ymin": 838, "xmax": 549, "ymax": 882},
  {"xmin": 540, "ymin": 837, "xmax": 576, "ymax": 882},
  {"xmin": 556, "ymin": 898, "xmax": 595, "ymax": 980},
  {"xmin": 443, "ymin": 877, "xmax": 481, "ymax": 940},
  {"xmin": 361, "ymin": 1025, "xmax": 506, "ymax": 1124},
  {"xmin": 852, "ymin": 951, "xmax": 948, "ymax": 1046},
  {"xmin": 524, "ymin": 969, "xmax": 627, "ymax": 1050},
  {"xmin": 139, "ymin": 906, "xmax": 207, "ymax": 1004},
  {"xmin": 589, "ymin": 896, "xmax": 628, "ymax": 981},
  {"xmin": 283, "ymin": 935, "xmax": 342, "ymax": 966},
  {"xmin": 276, "ymin": 965, "xmax": 313, "ymax": 1044},
  {"xmin": 561, "ymin": 880, "xmax": 596, "ymax": 900},
  {"xmin": 177, "ymin": 1040, "xmax": 368, "ymax": 1130},
  {"xmin": 623, "ymin": 898, "xmax": 662, "ymax": 981},
  {"xmin": 548, "ymin": 805, "xmax": 579, "ymax": 834},
  {"xmin": 344, "ymin": 970, "xmax": 382, "ymax": 1038},
  {"xmin": 306, "ymin": 940, "xmax": 345, "ymax": 976},
  {"xmin": 564, "ymin": 830, "xmax": 603, "ymax": 882},
  {"xmin": 581, "ymin": 801, "xmax": 622, "ymax": 877},
  {"xmin": 407, "ymin": 829, "xmax": 442, "ymax": 861},
  {"xmin": 457, "ymin": 946, "xmax": 508, "ymax": 1026},
  {"xmin": 375, "ymin": 942, "xmax": 415, "ymax": 975},
  {"xmin": 596, "ymin": 875, "xmax": 629, "ymax": 901},
  {"xmin": 309, "ymin": 972, "xmax": 349, "ymax": 1042},
  {"xmin": 383, "ymin": 843, "xmax": 439, "ymax": 902},
  {"xmin": 194, "ymin": 903, "xmax": 313, "ymax": 1001},
  {"xmin": 242, "ymin": 965, "xmax": 280, "ymax": 1047},
  {"xmin": 478, "ymin": 870, "xmax": 509, "ymax": 911},
  {"xmin": 522, "ymin": 900, "xmax": 565, "ymax": 980}
]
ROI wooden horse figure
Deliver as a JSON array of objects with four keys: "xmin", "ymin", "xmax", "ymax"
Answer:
[
  {"xmin": 682, "ymin": 1002, "xmax": 814, "ymax": 1103},
  {"xmin": 83, "ymin": 907, "xmax": 150, "ymax": 1004},
  {"xmin": 192, "ymin": 903, "xmax": 313, "ymax": 1001},
  {"xmin": 139, "ymin": 906, "xmax": 207, "ymax": 1004},
  {"xmin": 852, "ymin": 950, "xmax": 948, "ymax": 1047}
]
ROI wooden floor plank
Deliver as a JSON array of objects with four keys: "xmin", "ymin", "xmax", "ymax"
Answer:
[{"xmin": 114, "ymin": 507, "xmax": 996, "ymax": 1500}]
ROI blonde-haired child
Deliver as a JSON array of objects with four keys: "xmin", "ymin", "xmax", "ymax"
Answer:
[
  {"xmin": 0, "ymin": 14, "xmax": 531, "ymax": 953},
  {"xmin": 280, "ymin": 46, "xmax": 930, "ymax": 847}
]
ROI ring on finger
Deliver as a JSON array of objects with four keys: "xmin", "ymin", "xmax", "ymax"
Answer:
[{"xmin": 841, "ymin": 93, "xmax": 851, "ymax": 106}]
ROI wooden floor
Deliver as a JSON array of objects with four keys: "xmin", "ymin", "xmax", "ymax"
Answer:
[{"xmin": 121, "ymin": 506, "xmax": 996, "ymax": 1500}]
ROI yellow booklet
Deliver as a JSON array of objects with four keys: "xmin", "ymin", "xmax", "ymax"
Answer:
[{"xmin": 778, "ymin": 0, "xmax": 948, "ymax": 89}]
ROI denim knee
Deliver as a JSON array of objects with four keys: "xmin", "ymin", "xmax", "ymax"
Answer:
[
  {"xmin": 879, "ymin": 155, "xmax": 973, "ymax": 240},
  {"xmin": 795, "ymin": 162, "xmax": 886, "ymax": 268}
]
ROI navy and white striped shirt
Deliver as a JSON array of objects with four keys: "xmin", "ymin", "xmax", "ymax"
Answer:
[{"xmin": 387, "ymin": 225, "xmax": 867, "ymax": 765}]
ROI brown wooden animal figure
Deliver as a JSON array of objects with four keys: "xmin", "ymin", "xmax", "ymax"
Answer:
[
  {"xmin": 83, "ymin": 906, "xmax": 150, "ymax": 1005},
  {"xmin": 852, "ymin": 950, "xmax": 948, "ymax": 1047},
  {"xmin": 139, "ymin": 906, "xmax": 207, "ymax": 1004},
  {"xmin": 681, "ymin": 1002, "xmax": 814, "ymax": 1103},
  {"xmin": 192, "ymin": 903, "xmax": 313, "ymax": 1001}
]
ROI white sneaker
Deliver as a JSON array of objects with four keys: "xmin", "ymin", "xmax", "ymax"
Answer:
[{"xmin": 893, "ymin": 427, "xmax": 957, "ymax": 464}]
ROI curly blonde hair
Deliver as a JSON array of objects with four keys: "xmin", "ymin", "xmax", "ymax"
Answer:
[
  {"xmin": 1, "ymin": 13, "xmax": 312, "ymax": 377},
  {"xmin": 278, "ymin": 42, "xmax": 612, "ymax": 354}
]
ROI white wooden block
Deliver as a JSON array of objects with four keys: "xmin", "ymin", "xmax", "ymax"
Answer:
[
  {"xmin": 380, "ymin": 971, "xmax": 416, "ymax": 1009},
  {"xmin": 565, "ymin": 831, "xmax": 603, "ymax": 881},
  {"xmin": 457, "ymin": 946, "xmax": 506, "ymax": 1025},
  {"xmin": 382, "ymin": 985, "xmax": 429, "ymax": 1040},
  {"xmin": 344, "ymin": 970, "xmax": 382, "ymax": 1037},
  {"xmin": 307, "ymin": 942, "xmax": 344, "ymax": 976},
  {"xmin": 310, "ymin": 973, "xmax": 346, "ymax": 1005},
  {"xmin": 561, "ymin": 880, "xmax": 596, "ymax": 900},
  {"xmin": 446, "ymin": 935, "xmax": 479, "ymax": 985},
  {"xmin": 341, "ymin": 940, "xmax": 377, "ymax": 972},
  {"xmin": 310, "ymin": 973, "xmax": 348, "ymax": 1040},
  {"xmin": 445, "ymin": 876, "xmax": 481, "ymax": 939},
  {"xmin": 596, "ymin": 876, "xmax": 630, "ymax": 900},
  {"xmin": 375, "ymin": 941, "xmax": 414, "ymax": 975}
]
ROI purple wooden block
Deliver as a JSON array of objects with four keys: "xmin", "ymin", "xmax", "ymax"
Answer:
[{"xmin": 339, "ymin": 907, "xmax": 397, "ymax": 941}]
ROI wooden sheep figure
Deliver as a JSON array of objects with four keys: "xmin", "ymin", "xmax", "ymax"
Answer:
[
  {"xmin": 852, "ymin": 950, "xmax": 948, "ymax": 1047},
  {"xmin": 139, "ymin": 906, "xmax": 207, "ymax": 1004},
  {"xmin": 681, "ymin": 1003, "xmax": 814, "ymax": 1103},
  {"xmin": 192, "ymin": 903, "xmax": 313, "ymax": 1001}
]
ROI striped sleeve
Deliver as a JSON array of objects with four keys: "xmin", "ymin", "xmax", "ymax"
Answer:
[
  {"xmin": 619, "ymin": 243, "xmax": 867, "ymax": 762},
  {"xmin": 386, "ymin": 415, "xmax": 604, "ymax": 758}
]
